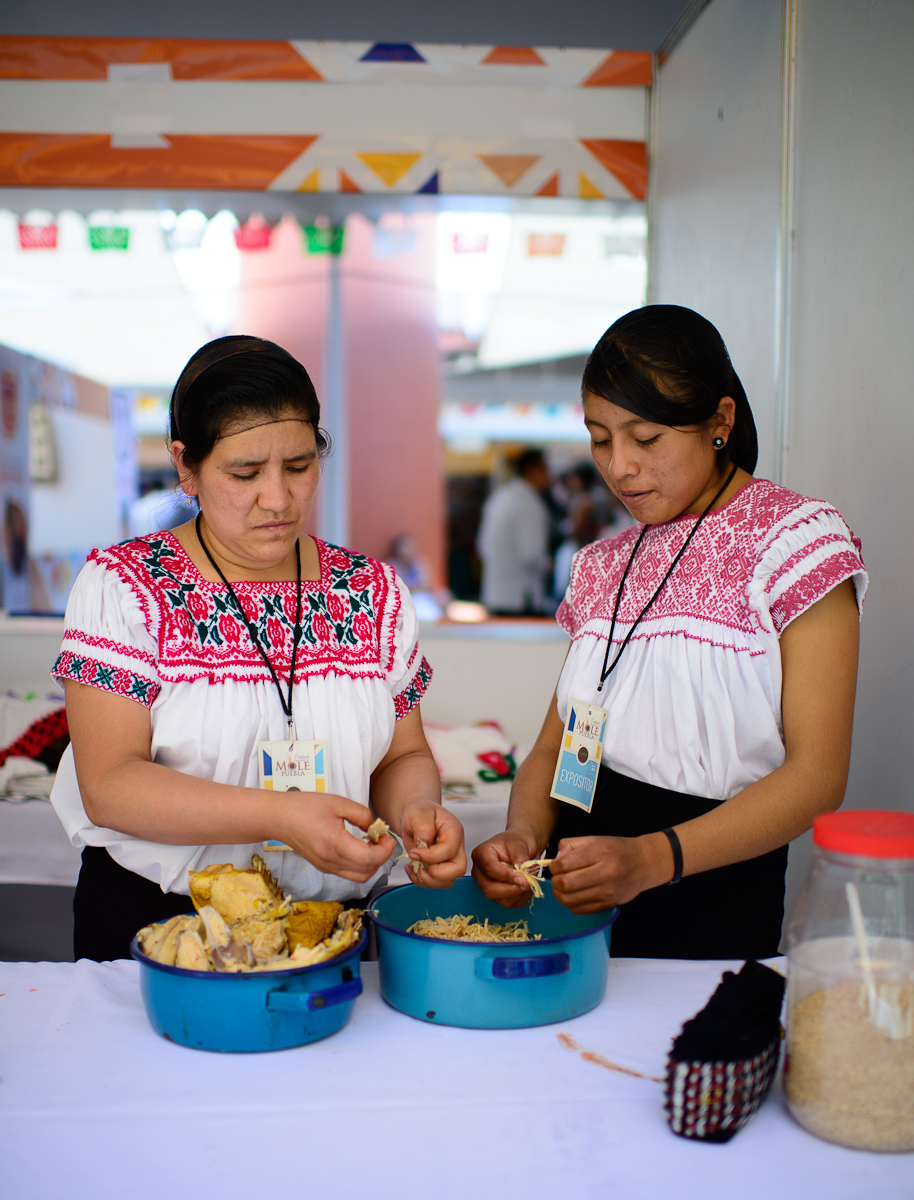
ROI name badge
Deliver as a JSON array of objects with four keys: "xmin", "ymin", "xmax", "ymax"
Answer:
[
  {"xmin": 550, "ymin": 700, "xmax": 608, "ymax": 813},
  {"xmin": 258, "ymin": 739, "xmax": 327, "ymax": 852}
]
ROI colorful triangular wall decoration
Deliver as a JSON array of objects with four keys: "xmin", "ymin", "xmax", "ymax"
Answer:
[
  {"xmin": 360, "ymin": 44, "xmax": 426, "ymax": 63},
  {"xmin": 481, "ymin": 47, "xmax": 547, "ymax": 66},
  {"xmin": 296, "ymin": 168, "xmax": 319, "ymax": 192},
  {"xmin": 477, "ymin": 154, "xmax": 541, "ymax": 188},
  {"xmin": 580, "ymin": 51, "xmax": 652, "ymax": 88},
  {"xmin": 579, "ymin": 139, "xmax": 647, "ymax": 201},
  {"xmin": 356, "ymin": 152, "xmax": 423, "ymax": 187},
  {"xmin": 578, "ymin": 172, "xmax": 604, "ymax": 199},
  {"xmin": 338, "ymin": 169, "xmax": 362, "ymax": 193},
  {"xmin": 0, "ymin": 38, "xmax": 650, "ymax": 198}
]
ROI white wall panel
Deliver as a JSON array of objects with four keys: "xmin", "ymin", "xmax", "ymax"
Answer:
[
  {"xmin": 651, "ymin": 0, "xmax": 914, "ymax": 937},
  {"xmin": 788, "ymin": 0, "xmax": 914, "ymax": 814},
  {"xmin": 649, "ymin": 0, "xmax": 783, "ymax": 479}
]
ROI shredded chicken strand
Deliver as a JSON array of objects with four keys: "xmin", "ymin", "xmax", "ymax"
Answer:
[
  {"xmin": 364, "ymin": 817, "xmax": 391, "ymax": 844},
  {"xmin": 408, "ymin": 913, "xmax": 541, "ymax": 943},
  {"xmin": 513, "ymin": 858, "xmax": 554, "ymax": 900}
]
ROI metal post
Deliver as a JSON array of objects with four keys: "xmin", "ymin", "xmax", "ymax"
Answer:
[{"xmin": 317, "ymin": 248, "xmax": 349, "ymax": 547}]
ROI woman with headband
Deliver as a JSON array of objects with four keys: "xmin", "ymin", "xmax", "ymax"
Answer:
[
  {"xmin": 51, "ymin": 336, "xmax": 465, "ymax": 961},
  {"xmin": 472, "ymin": 306, "xmax": 866, "ymax": 959}
]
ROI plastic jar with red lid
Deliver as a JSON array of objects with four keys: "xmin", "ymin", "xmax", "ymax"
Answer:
[{"xmin": 784, "ymin": 810, "xmax": 914, "ymax": 1152}]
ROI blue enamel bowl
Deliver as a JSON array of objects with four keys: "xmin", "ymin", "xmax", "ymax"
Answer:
[
  {"xmin": 370, "ymin": 877, "xmax": 618, "ymax": 1029},
  {"xmin": 130, "ymin": 923, "xmax": 367, "ymax": 1053}
]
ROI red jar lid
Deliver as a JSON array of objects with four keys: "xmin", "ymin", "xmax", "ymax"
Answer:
[{"xmin": 814, "ymin": 810, "xmax": 914, "ymax": 858}]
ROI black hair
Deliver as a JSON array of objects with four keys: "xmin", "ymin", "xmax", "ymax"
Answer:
[
  {"xmin": 169, "ymin": 335, "xmax": 330, "ymax": 471},
  {"xmin": 515, "ymin": 448, "xmax": 547, "ymax": 477},
  {"xmin": 581, "ymin": 305, "xmax": 758, "ymax": 473}
]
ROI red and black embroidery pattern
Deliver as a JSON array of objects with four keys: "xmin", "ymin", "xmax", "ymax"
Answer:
[
  {"xmin": 53, "ymin": 649, "xmax": 160, "ymax": 707},
  {"xmin": 54, "ymin": 535, "xmax": 430, "ymax": 715},
  {"xmin": 558, "ymin": 480, "xmax": 864, "ymax": 647}
]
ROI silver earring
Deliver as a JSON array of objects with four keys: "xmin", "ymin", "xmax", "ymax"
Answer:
[{"xmin": 713, "ymin": 437, "xmax": 725, "ymax": 449}]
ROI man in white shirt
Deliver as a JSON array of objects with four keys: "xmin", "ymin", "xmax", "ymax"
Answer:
[{"xmin": 477, "ymin": 449, "xmax": 552, "ymax": 615}]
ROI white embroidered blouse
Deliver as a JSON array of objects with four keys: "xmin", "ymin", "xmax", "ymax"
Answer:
[
  {"xmin": 50, "ymin": 533, "xmax": 432, "ymax": 900},
  {"xmin": 555, "ymin": 480, "xmax": 867, "ymax": 801}
]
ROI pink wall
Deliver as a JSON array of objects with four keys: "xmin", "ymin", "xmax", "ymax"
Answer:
[
  {"xmin": 233, "ymin": 210, "xmax": 443, "ymax": 584},
  {"xmin": 341, "ymin": 213, "xmax": 443, "ymax": 583}
]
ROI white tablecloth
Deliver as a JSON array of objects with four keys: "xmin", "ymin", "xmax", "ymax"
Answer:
[
  {"xmin": 1, "ymin": 957, "xmax": 911, "ymax": 1200},
  {"xmin": 0, "ymin": 798, "xmax": 81, "ymax": 886}
]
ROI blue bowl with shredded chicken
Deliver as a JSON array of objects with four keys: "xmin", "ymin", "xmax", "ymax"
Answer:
[{"xmin": 370, "ymin": 877, "xmax": 618, "ymax": 1028}]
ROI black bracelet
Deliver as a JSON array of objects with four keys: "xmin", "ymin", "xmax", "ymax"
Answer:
[{"xmin": 661, "ymin": 827, "xmax": 683, "ymax": 886}]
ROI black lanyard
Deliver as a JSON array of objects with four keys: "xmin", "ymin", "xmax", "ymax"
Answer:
[
  {"xmin": 195, "ymin": 513, "xmax": 303, "ymax": 738},
  {"xmin": 598, "ymin": 465, "xmax": 737, "ymax": 691}
]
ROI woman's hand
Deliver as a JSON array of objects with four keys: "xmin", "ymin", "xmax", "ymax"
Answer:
[
  {"xmin": 369, "ymin": 706, "xmax": 467, "ymax": 888},
  {"xmin": 549, "ymin": 833, "xmax": 671, "ymax": 914},
  {"xmin": 472, "ymin": 828, "xmax": 543, "ymax": 907},
  {"xmin": 274, "ymin": 793, "xmax": 396, "ymax": 883},
  {"xmin": 399, "ymin": 800, "xmax": 467, "ymax": 888}
]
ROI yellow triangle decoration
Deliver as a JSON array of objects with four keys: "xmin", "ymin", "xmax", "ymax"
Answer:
[
  {"xmin": 578, "ymin": 171, "xmax": 605, "ymax": 199},
  {"xmin": 296, "ymin": 169, "xmax": 320, "ymax": 192},
  {"xmin": 355, "ymin": 152, "xmax": 422, "ymax": 188}
]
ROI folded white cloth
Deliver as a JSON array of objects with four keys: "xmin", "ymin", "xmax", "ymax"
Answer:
[{"xmin": 0, "ymin": 756, "xmax": 54, "ymax": 801}]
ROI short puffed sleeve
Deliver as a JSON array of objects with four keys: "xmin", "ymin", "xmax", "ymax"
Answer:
[
  {"xmin": 383, "ymin": 571, "xmax": 432, "ymax": 719},
  {"xmin": 52, "ymin": 554, "xmax": 161, "ymax": 707},
  {"xmin": 749, "ymin": 502, "xmax": 867, "ymax": 635}
]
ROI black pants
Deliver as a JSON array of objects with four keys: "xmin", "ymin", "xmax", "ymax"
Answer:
[
  {"xmin": 73, "ymin": 846, "xmax": 194, "ymax": 962},
  {"xmin": 546, "ymin": 766, "xmax": 787, "ymax": 960}
]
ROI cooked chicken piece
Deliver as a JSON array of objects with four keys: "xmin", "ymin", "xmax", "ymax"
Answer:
[
  {"xmin": 138, "ymin": 913, "xmax": 202, "ymax": 965},
  {"xmin": 175, "ymin": 929, "xmax": 212, "ymax": 971},
  {"xmin": 198, "ymin": 904, "xmax": 256, "ymax": 972},
  {"xmin": 286, "ymin": 901, "xmax": 344, "ymax": 952},
  {"xmin": 189, "ymin": 855, "xmax": 287, "ymax": 923}
]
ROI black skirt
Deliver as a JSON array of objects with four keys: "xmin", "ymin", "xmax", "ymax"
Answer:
[
  {"xmin": 73, "ymin": 846, "xmax": 195, "ymax": 962},
  {"xmin": 546, "ymin": 766, "xmax": 787, "ymax": 960}
]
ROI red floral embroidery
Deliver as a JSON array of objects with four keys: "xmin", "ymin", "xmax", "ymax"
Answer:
[
  {"xmin": 326, "ymin": 592, "xmax": 347, "ymax": 623},
  {"xmin": 559, "ymin": 480, "xmax": 864, "ymax": 648},
  {"xmin": 266, "ymin": 615, "xmax": 286, "ymax": 650},
  {"xmin": 219, "ymin": 613, "xmax": 241, "ymax": 644},
  {"xmin": 87, "ymin": 535, "xmax": 401, "ymax": 689},
  {"xmin": 186, "ymin": 590, "xmax": 209, "ymax": 620}
]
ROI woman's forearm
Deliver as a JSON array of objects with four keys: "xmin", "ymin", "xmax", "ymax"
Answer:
[
  {"xmin": 370, "ymin": 750, "xmax": 442, "ymax": 832},
  {"xmin": 79, "ymin": 755, "xmax": 283, "ymax": 846},
  {"xmin": 505, "ymin": 740, "xmax": 561, "ymax": 854},
  {"xmin": 656, "ymin": 756, "xmax": 845, "ymax": 885}
]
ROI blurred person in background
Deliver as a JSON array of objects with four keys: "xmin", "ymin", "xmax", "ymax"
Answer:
[
  {"xmin": 552, "ymin": 463, "xmax": 603, "ymax": 602},
  {"xmin": 477, "ymin": 448, "xmax": 552, "ymax": 617}
]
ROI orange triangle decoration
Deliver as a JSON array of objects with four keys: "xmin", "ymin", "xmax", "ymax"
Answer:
[
  {"xmin": 355, "ymin": 152, "xmax": 422, "ymax": 188},
  {"xmin": 579, "ymin": 139, "xmax": 647, "ymax": 200},
  {"xmin": 338, "ymin": 169, "xmax": 362, "ymax": 193},
  {"xmin": 478, "ymin": 154, "xmax": 541, "ymax": 189},
  {"xmin": 578, "ymin": 172, "xmax": 604, "ymax": 199},
  {"xmin": 0, "ymin": 36, "xmax": 324, "ymax": 81},
  {"xmin": 296, "ymin": 168, "xmax": 319, "ymax": 192},
  {"xmin": 0, "ymin": 132, "xmax": 317, "ymax": 189},
  {"xmin": 535, "ymin": 171, "xmax": 560, "ymax": 197},
  {"xmin": 580, "ymin": 51, "xmax": 652, "ymax": 88},
  {"xmin": 481, "ymin": 46, "xmax": 547, "ymax": 66}
]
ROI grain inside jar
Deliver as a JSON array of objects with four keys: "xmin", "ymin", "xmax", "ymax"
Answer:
[{"xmin": 785, "ymin": 980, "xmax": 914, "ymax": 1152}]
